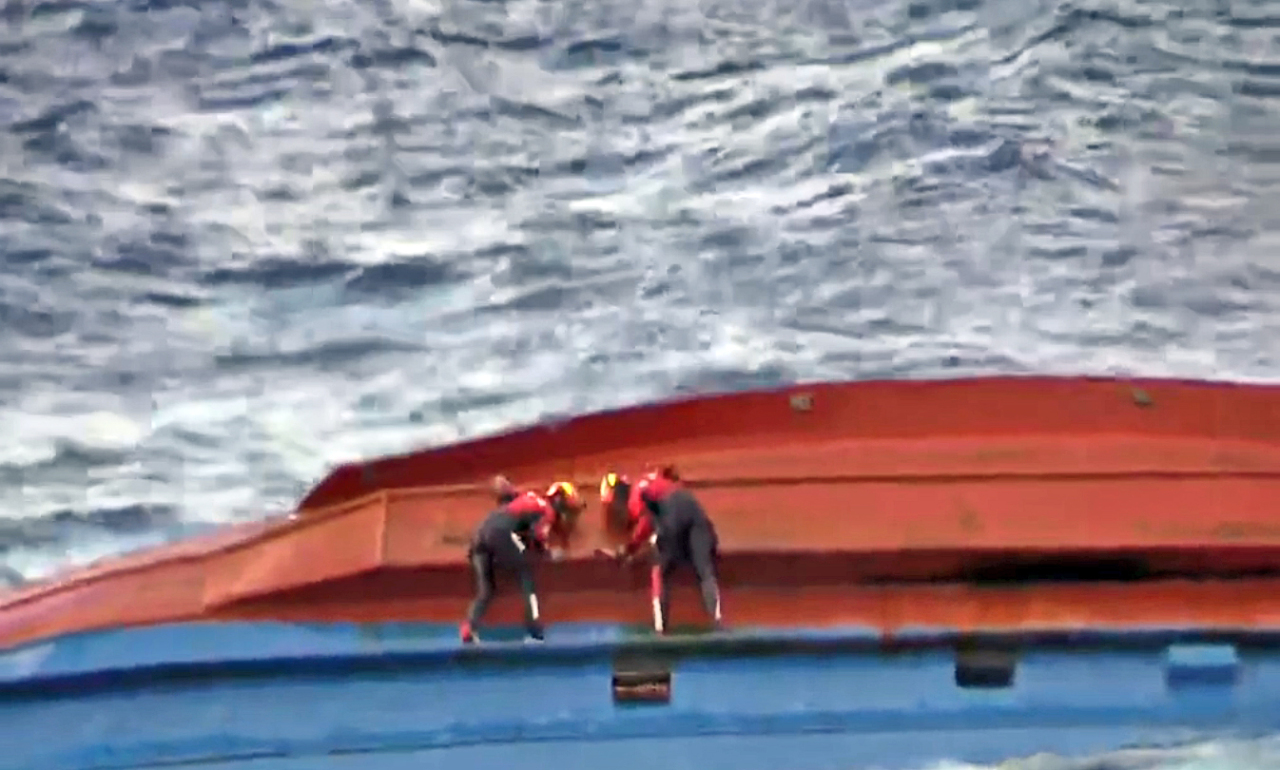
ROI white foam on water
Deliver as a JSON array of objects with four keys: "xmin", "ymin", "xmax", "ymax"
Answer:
[{"xmin": 917, "ymin": 736, "xmax": 1280, "ymax": 770}]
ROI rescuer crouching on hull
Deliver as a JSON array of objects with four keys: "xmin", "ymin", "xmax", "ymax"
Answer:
[
  {"xmin": 461, "ymin": 476, "xmax": 584, "ymax": 644},
  {"xmin": 598, "ymin": 467, "xmax": 723, "ymax": 634}
]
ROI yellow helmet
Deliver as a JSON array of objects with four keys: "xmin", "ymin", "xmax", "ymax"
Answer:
[
  {"xmin": 545, "ymin": 481, "xmax": 583, "ymax": 511},
  {"xmin": 599, "ymin": 472, "xmax": 632, "ymax": 507}
]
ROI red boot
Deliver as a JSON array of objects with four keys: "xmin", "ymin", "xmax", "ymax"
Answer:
[{"xmin": 460, "ymin": 622, "xmax": 479, "ymax": 644}]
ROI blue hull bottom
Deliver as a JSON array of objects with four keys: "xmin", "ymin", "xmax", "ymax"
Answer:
[
  {"xmin": 3, "ymin": 622, "xmax": 1280, "ymax": 770},
  {"xmin": 164, "ymin": 730, "xmax": 1275, "ymax": 770}
]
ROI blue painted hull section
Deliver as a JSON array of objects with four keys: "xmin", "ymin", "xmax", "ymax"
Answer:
[{"xmin": 3, "ymin": 622, "xmax": 1280, "ymax": 770}]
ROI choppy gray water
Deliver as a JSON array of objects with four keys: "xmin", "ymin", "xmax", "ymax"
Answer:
[{"xmin": 0, "ymin": 0, "xmax": 1278, "ymax": 584}]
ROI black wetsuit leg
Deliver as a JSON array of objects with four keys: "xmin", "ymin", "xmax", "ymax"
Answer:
[
  {"xmin": 687, "ymin": 514, "xmax": 722, "ymax": 624},
  {"xmin": 652, "ymin": 521, "xmax": 685, "ymax": 633},
  {"xmin": 504, "ymin": 535, "xmax": 544, "ymax": 640},
  {"xmin": 465, "ymin": 544, "xmax": 497, "ymax": 628}
]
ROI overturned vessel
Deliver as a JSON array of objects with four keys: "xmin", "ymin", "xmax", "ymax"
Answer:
[{"xmin": 3, "ymin": 375, "xmax": 1280, "ymax": 770}]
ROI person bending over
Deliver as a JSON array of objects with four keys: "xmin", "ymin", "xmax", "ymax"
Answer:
[
  {"xmin": 461, "ymin": 478, "xmax": 583, "ymax": 643},
  {"xmin": 599, "ymin": 467, "xmax": 722, "ymax": 634}
]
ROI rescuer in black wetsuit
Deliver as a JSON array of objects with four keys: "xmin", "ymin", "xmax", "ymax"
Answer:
[
  {"xmin": 599, "ymin": 467, "xmax": 722, "ymax": 634},
  {"xmin": 461, "ymin": 477, "xmax": 583, "ymax": 644}
]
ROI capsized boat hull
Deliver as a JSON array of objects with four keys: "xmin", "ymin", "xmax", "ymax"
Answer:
[
  {"xmin": 2, "ymin": 375, "xmax": 1279, "ymax": 650},
  {"xmin": 4, "ymin": 375, "xmax": 1280, "ymax": 770}
]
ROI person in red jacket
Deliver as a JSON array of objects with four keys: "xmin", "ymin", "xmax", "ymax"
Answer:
[
  {"xmin": 460, "ymin": 478, "xmax": 583, "ymax": 644},
  {"xmin": 598, "ymin": 466, "xmax": 722, "ymax": 634}
]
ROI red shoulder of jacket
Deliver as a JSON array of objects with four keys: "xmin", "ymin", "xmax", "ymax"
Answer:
[
  {"xmin": 624, "ymin": 474, "xmax": 676, "ymax": 522},
  {"xmin": 638, "ymin": 473, "xmax": 679, "ymax": 502},
  {"xmin": 506, "ymin": 491, "xmax": 551, "ymax": 515}
]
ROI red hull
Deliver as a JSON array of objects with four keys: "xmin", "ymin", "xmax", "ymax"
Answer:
[{"xmin": 2, "ymin": 375, "xmax": 1279, "ymax": 649}]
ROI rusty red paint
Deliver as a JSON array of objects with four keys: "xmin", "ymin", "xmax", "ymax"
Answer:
[{"xmin": 0, "ymin": 375, "xmax": 1277, "ymax": 649}]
